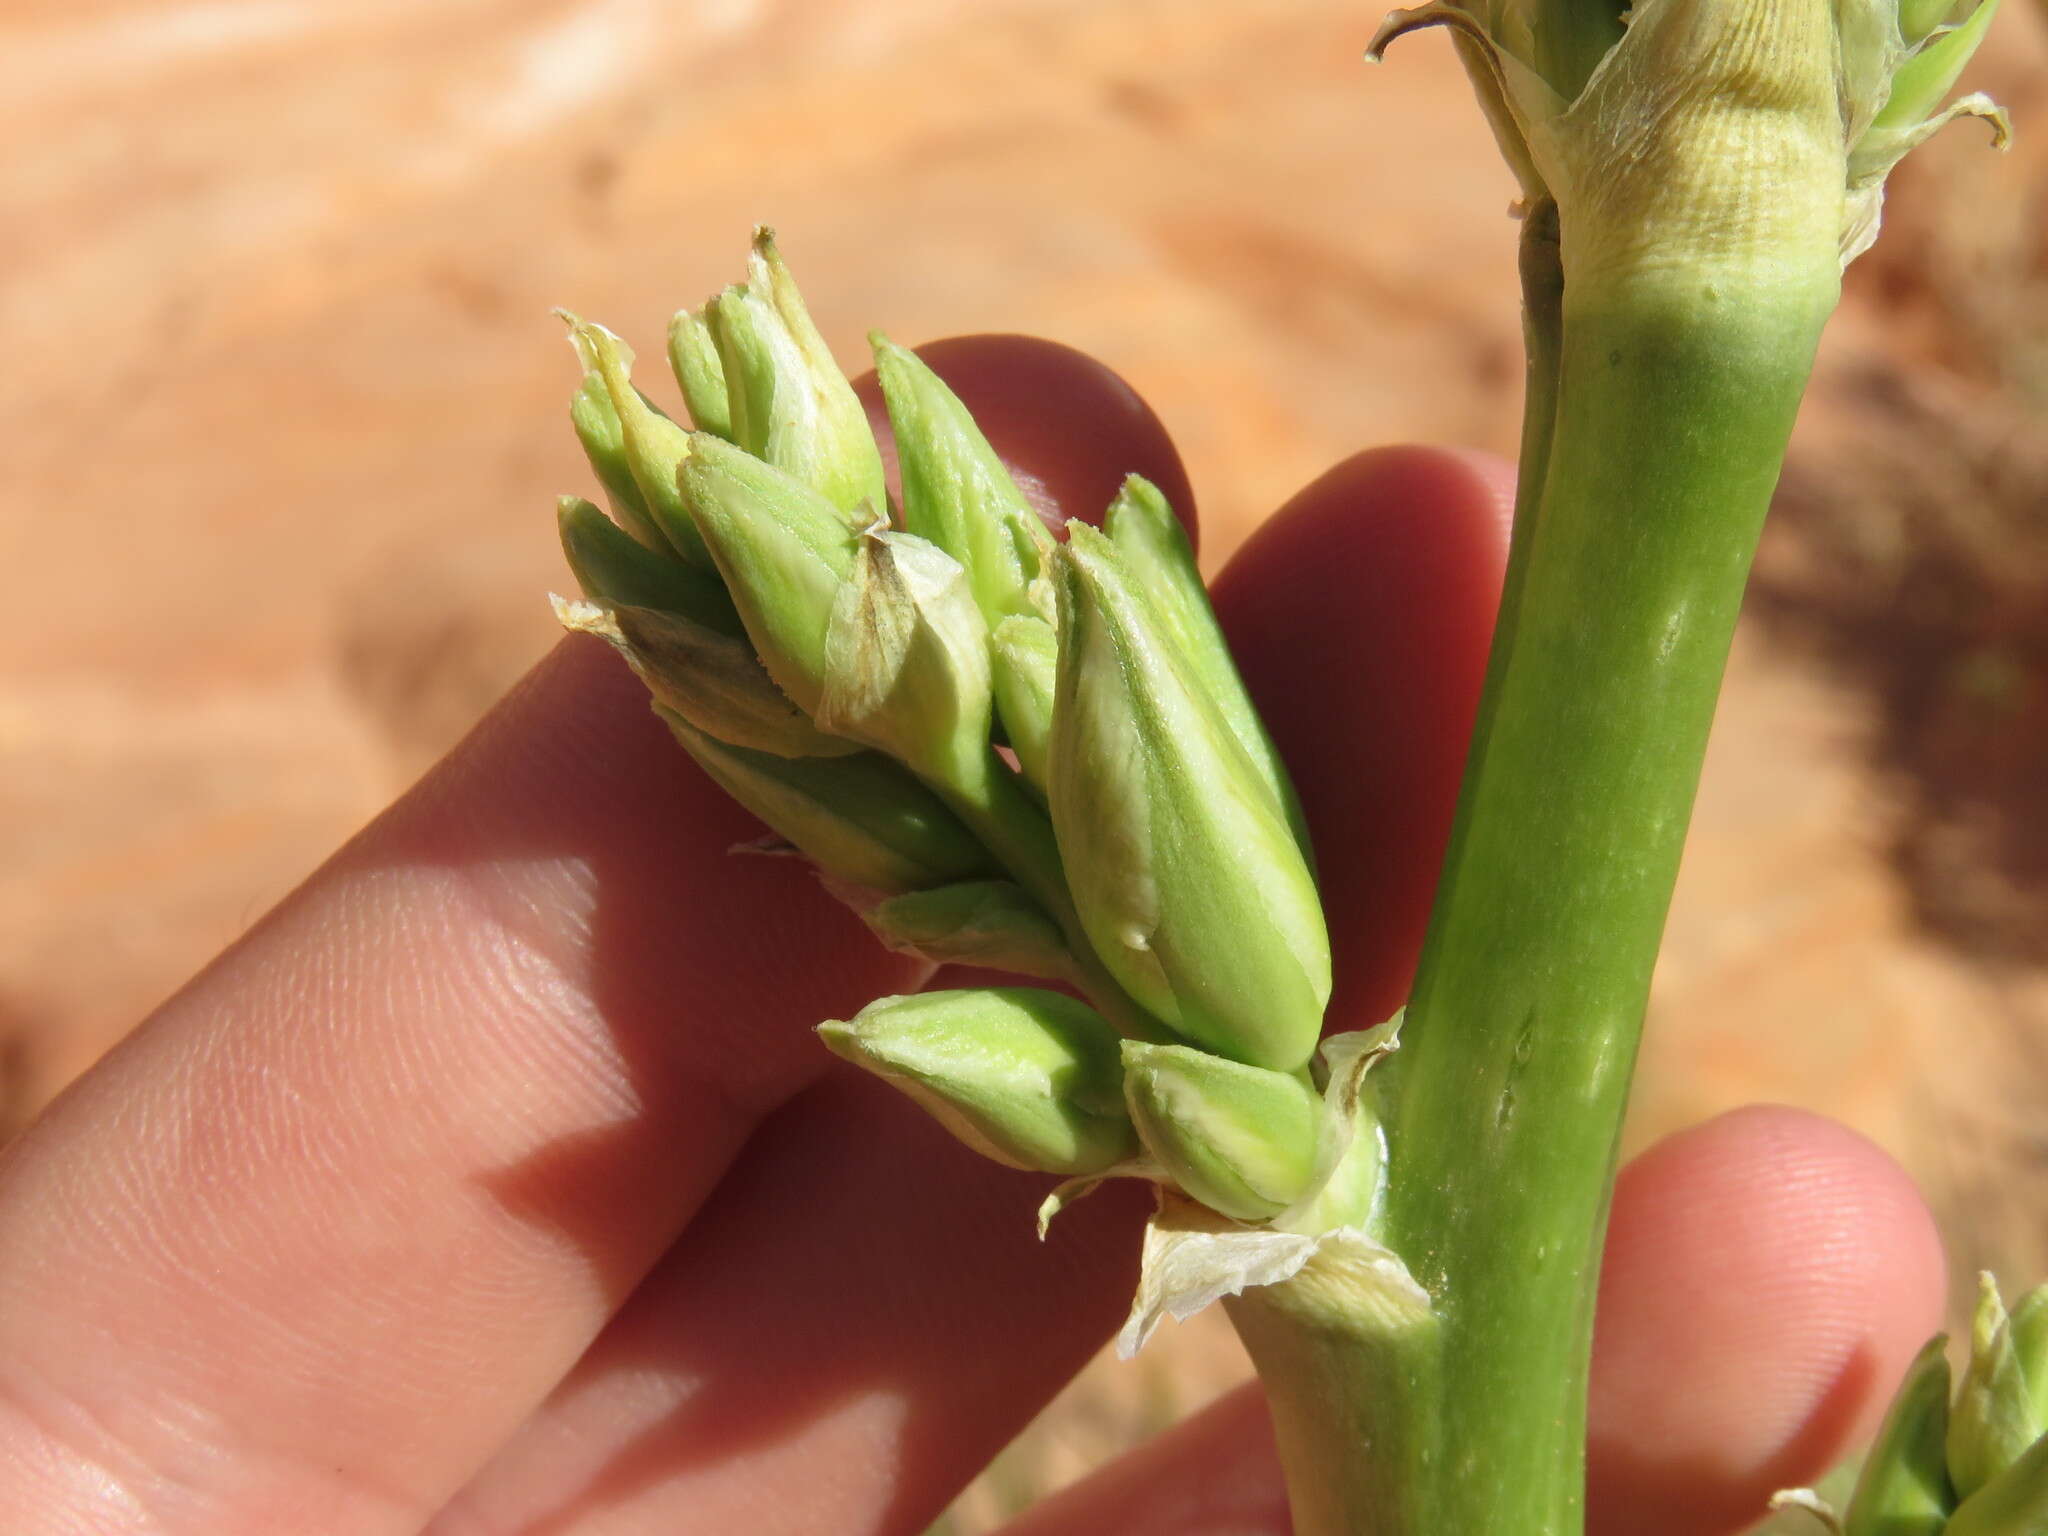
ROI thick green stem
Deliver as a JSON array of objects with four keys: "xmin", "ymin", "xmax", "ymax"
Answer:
[
  {"xmin": 1217, "ymin": 209, "xmax": 1563, "ymax": 1533},
  {"xmin": 1226, "ymin": 1253, "xmax": 1441, "ymax": 1536},
  {"xmin": 1371, "ymin": 259, "xmax": 1836, "ymax": 1532}
]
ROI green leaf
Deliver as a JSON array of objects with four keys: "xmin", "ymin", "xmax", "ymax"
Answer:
[{"xmin": 1841, "ymin": 1334, "xmax": 1954, "ymax": 1535}]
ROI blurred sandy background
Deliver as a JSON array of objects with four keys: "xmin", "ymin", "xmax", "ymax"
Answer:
[{"xmin": 3, "ymin": 1, "xmax": 2045, "ymax": 1527}]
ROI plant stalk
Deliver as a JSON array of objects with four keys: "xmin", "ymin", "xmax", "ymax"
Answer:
[
  {"xmin": 1363, "ymin": 242, "xmax": 1838, "ymax": 1531},
  {"xmin": 1217, "ymin": 140, "xmax": 1846, "ymax": 1519},
  {"xmin": 1225, "ymin": 1256, "xmax": 1441, "ymax": 1536}
]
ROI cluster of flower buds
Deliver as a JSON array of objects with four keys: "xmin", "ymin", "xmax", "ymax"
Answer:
[
  {"xmin": 554, "ymin": 230, "xmax": 1363, "ymax": 1233},
  {"xmin": 1774, "ymin": 1274, "xmax": 2048, "ymax": 1533}
]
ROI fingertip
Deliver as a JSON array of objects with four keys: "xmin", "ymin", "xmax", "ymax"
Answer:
[
  {"xmin": 1589, "ymin": 1106, "xmax": 1947, "ymax": 1536},
  {"xmin": 1210, "ymin": 446, "xmax": 1513, "ymax": 1025},
  {"xmin": 853, "ymin": 333, "xmax": 1198, "ymax": 546},
  {"xmin": 994, "ymin": 1383, "xmax": 1287, "ymax": 1536}
]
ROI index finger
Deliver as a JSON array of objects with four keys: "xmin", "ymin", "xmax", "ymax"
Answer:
[
  {"xmin": 0, "ymin": 335, "xmax": 1200, "ymax": 1535},
  {"xmin": 0, "ymin": 614, "xmax": 924, "ymax": 1529}
]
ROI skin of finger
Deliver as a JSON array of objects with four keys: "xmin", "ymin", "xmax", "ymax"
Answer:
[
  {"xmin": 1587, "ymin": 1105, "xmax": 1947, "ymax": 1536},
  {"xmin": 1210, "ymin": 445, "xmax": 1515, "ymax": 1029},
  {"xmin": 993, "ymin": 1385, "xmax": 1288, "ymax": 1536},
  {"xmin": 995, "ymin": 1108, "xmax": 1945, "ymax": 1536},
  {"xmin": 0, "ymin": 335, "xmax": 1202, "ymax": 1536},
  {"xmin": 428, "ymin": 1067, "xmax": 1153, "ymax": 1536},
  {"xmin": 429, "ymin": 437, "xmax": 1515, "ymax": 1532},
  {"xmin": 0, "ymin": 635, "xmax": 926, "ymax": 1534}
]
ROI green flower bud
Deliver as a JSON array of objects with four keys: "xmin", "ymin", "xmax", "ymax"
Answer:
[
  {"xmin": 555, "ymin": 597, "xmax": 858, "ymax": 760},
  {"xmin": 872, "ymin": 335, "xmax": 1056, "ymax": 627},
  {"xmin": 1950, "ymin": 1273, "xmax": 2045, "ymax": 1499},
  {"xmin": 1884, "ymin": 0, "xmax": 2000, "ymax": 112},
  {"xmin": 861, "ymin": 880, "xmax": 1070, "ymax": 979},
  {"xmin": 562, "ymin": 315, "xmax": 710, "ymax": 566},
  {"xmin": 816, "ymin": 528, "xmax": 995, "ymax": 786},
  {"xmin": 1851, "ymin": 0, "xmax": 2007, "ymax": 260},
  {"xmin": 658, "ymin": 708, "xmax": 990, "ymax": 893},
  {"xmin": 566, "ymin": 353, "xmax": 663, "ymax": 554},
  {"xmin": 1840, "ymin": 1335, "xmax": 1954, "ymax": 1536},
  {"xmin": 701, "ymin": 228, "xmax": 887, "ymax": 516},
  {"xmin": 679, "ymin": 431, "xmax": 860, "ymax": 718},
  {"xmin": 990, "ymin": 614, "xmax": 1058, "ymax": 794},
  {"xmin": 1049, "ymin": 523, "xmax": 1330, "ymax": 1072},
  {"xmin": 556, "ymin": 496, "xmax": 741, "ymax": 635},
  {"xmin": 2011, "ymin": 1284, "xmax": 2048, "ymax": 1428},
  {"xmin": 818, "ymin": 988, "xmax": 1138, "ymax": 1175},
  {"xmin": 1945, "ymin": 1429, "xmax": 2048, "ymax": 1536},
  {"xmin": 667, "ymin": 306, "xmax": 734, "ymax": 441},
  {"xmin": 1103, "ymin": 475, "xmax": 1310, "ymax": 859},
  {"xmin": 1120, "ymin": 1042, "xmax": 1321, "ymax": 1222}
]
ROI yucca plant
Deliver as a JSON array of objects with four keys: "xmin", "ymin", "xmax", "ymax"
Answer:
[{"xmin": 544, "ymin": 1, "xmax": 2021, "ymax": 1529}]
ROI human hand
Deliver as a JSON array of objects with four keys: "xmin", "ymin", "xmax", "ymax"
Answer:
[{"xmin": 0, "ymin": 339, "xmax": 1942, "ymax": 1535}]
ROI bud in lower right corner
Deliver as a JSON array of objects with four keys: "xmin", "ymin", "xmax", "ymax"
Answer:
[
  {"xmin": 1047, "ymin": 524, "xmax": 1329, "ymax": 1074},
  {"xmin": 1949, "ymin": 1274, "xmax": 2048, "ymax": 1501}
]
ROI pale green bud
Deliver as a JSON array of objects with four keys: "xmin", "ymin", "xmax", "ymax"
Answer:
[
  {"xmin": 1840, "ymin": 1335, "xmax": 1954, "ymax": 1536},
  {"xmin": 667, "ymin": 306, "xmax": 734, "ymax": 441},
  {"xmin": 1120, "ymin": 1042, "xmax": 1321, "ymax": 1222},
  {"xmin": 555, "ymin": 496, "xmax": 740, "ymax": 636},
  {"xmin": 555, "ymin": 597, "xmax": 858, "ymax": 760},
  {"xmin": 1950, "ymin": 1273, "xmax": 2045, "ymax": 1499},
  {"xmin": 679, "ymin": 431, "xmax": 860, "ymax": 718},
  {"xmin": 1852, "ymin": 1, "xmax": 2007, "ymax": 260},
  {"xmin": 872, "ymin": 335, "xmax": 1056, "ymax": 627},
  {"xmin": 1946, "ymin": 1430, "xmax": 2048, "ymax": 1536},
  {"xmin": 861, "ymin": 880, "xmax": 1070, "ymax": 979},
  {"xmin": 562, "ymin": 315, "xmax": 710, "ymax": 566},
  {"xmin": 658, "ymin": 709, "xmax": 990, "ymax": 893},
  {"xmin": 990, "ymin": 615, "xmax": 1058, "ymax": 795},
  {"xmin": 1049, "ymin": 523, "xmax": 1330, "ymax": 1072},
  {"xmin": 818, "ymin": 988, "xmax": 1138, "ymax": 1175},
  {"xmin": 702, "ymin": 228, "xmax": 887, "ymax": 516},
  {"xmin": 2011, "ymin": 1284, "xmax": 2048, "ymax": 1428},
  {"xmin": 815, "ymin": 528, "xmax": 995, "ymax": 786},
  {"xmin": 566, "ymin": 358, "xmax": 663, "ymax": 553},
  {"xmin": 1103, "ymin": 475, "xmax": 1310, "ymax": 859}
]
